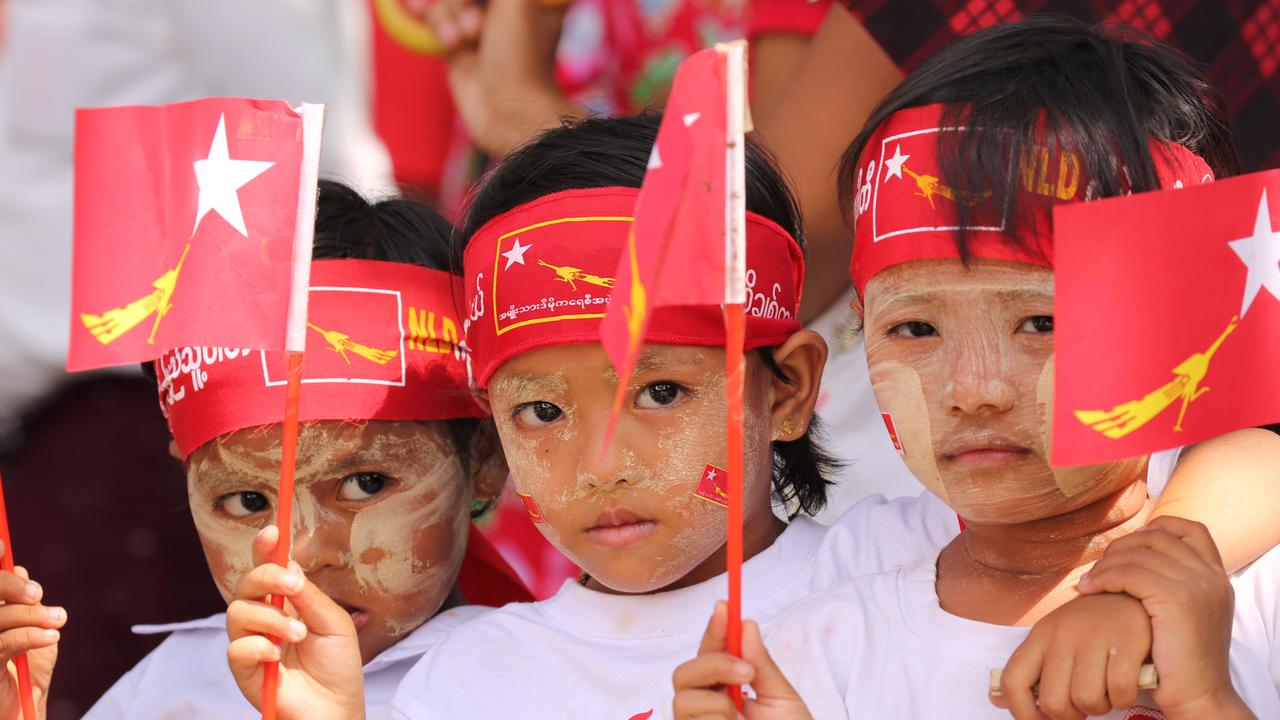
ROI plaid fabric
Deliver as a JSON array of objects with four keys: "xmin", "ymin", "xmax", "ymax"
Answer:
[{"xmin": 821, "ymin": 0, "xmax": 1280, "ymax": 171}]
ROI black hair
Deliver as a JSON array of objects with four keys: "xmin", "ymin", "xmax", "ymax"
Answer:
[
  {"xmin": 839, "ymin": 15, "xmax": 1240, "ymax": 258},
  {"xmin": 455, "ymin": 114, "xmax": 836, "ymax": 518}
]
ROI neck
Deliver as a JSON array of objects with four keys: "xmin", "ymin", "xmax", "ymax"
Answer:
[
  {"xmin": 937, "ymin": 480, "xmax": 1153, "ymax": 625},
  {"xmin": 960, "ymin": 480, "xmax": 1152, "ymax": 576}
]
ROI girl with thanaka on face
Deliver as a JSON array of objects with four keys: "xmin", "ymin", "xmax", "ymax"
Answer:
[
  {"xmin": 84, "ymin": 180, "xmax": 530, "ymax": 719},
  {"xmin": 672, "ymin": 17, "xmax": 1280, "ymax": 720},
  {"xmin": 227, "ymin": 115, "xmax": 1279, "ymax": 720}
]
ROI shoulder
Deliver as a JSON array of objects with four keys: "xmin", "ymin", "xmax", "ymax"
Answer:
[
  {"xmin": 84, "ymin": 615, "xmax": 237, "ymax": 719},
  {"xmin": 815, "ymin": 491, "xmax": 957, "ymax": 584}
]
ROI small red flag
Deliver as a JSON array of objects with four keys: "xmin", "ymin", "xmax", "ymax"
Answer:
[
  {"xmin": 599, "ymin": 47, "xmax": 729, "ymax": 387},
  {"xmin": 1054, "ymin": 169, "xmax": 1280, "ymax": 466},
  {"xmin": 69, "ymin": 98, "xmax": 307, "ymax": 371}
]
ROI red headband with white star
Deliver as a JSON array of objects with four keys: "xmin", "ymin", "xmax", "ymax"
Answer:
[
  {"xmin": 462, "ymin": 187, "xmax": 805, "ymax": 388},
  {"xmin": 849, "ymin": 103, "xmax": 1215, "ymax": 294}
]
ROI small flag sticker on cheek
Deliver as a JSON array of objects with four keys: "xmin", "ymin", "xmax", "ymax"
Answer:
[
  {"xmin": 518, "ymin": 492, "xmax": 546, "ymax": 524},
  {"xmin": 694, "ymin": 464, "xmax": 729, "ymax": 508},
  {"xmin": 882, "ymin": 412, "xmax": 905, "ymax": 454}
]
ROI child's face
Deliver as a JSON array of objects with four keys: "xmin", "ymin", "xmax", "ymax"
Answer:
[
  {"xmin": 185, "ymin": 420, "xmax": 473, "ymax": 663},
  {"xmin": 485, "ymin": 343, "xmax": 777, "ymax": 594},
  {"xmin": 861, "ymin": 259, "xmax": 1147, "ymax": 523}
]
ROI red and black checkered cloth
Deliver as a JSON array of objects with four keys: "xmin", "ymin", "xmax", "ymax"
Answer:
[{"xmin": 753, "ymin": 0, "xmax": 1280, "ymax": 171}]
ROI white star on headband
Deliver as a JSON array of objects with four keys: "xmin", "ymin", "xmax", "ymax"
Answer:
[
  {"xmin": 883, "ymin": 144, "xmax": 910, "ymax": 182},
  {"xmin": 503, "ymin": 238, "xmax": 533, "ymax": 270}
]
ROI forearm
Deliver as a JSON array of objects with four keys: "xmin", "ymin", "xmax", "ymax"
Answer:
[
  {"xmin": 751, "ymin": 6, "xmax": 903, "ymax": 322},
  {"xmin": 1149, "ymin": 428, "xmax": 1280, "ymax": 572}
]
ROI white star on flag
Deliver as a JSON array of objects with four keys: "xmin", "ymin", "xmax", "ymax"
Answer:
[
  {"xmin": 648, "ymin": 144, "xmax": 663, "ymax": 170},
  {"xmin": 1227, "ymin": 188, "xmax": 1280, "ymax": 318},
  {"xmin": 503, "ymin": 238, "xmax": 533, "ymax": 270},
  {"xmin": 705, "ymin": 467, "xmax": 717, "ymax": 482},
  {"xmin": 192, "ymin": 114, "xmax": 275, "ymax": 237},
  {"xmin": 883, "ymin": 144, "xmax": 910, "ymax": 181},
  {"xmin": 682, "ymin": 112, "xmax": 701, "ymax": 127}
]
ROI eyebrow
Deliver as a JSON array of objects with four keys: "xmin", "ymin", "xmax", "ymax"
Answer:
[
  {"xmin": 634, "ymin": 348, "xmax": 708, "ymax": 373},
  {"xmin": 876, "ymin": 287, "xmax": 1052, "ymax": 310}
]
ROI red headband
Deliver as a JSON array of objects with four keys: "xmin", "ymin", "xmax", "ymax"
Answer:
[
  {"xmin": 463, "ymin": 187, "xmax": 805, "ymax": 388},
  {"xmin": 849, "ymin": 103, "xmax": 1215, "ymax": 294},
  {"xmin": 158, "ymin": 259, "xmax": 482, "ymax": 459}
]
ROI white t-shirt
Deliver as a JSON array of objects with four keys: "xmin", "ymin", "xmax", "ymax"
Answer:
[
  {"xmin": 389, "ymin": 454, "xmax": 1178, "ymax": 719},
  {"xmin": 84, "ymin": 606, "xmax": 488, "ymax": 720},
  {"xmin": 770, "ymin": 539, "xmax": 1280, "ymax": 719},
  {"xmin": 807, "ymin": 291, "xmax": 925, "ymax": 521}
]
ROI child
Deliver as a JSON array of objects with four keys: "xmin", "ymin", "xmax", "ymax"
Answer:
[
  {"xmin": 227, "ymin": 115, "xmax": 1280, "ymax": 720},
  {"xmin": 83, "ymin": 180, "xmax": 531, "ymax": 719},
  {"xmin": 673, "ymin": 17, "xmax": 1280, "ymax": 720}
]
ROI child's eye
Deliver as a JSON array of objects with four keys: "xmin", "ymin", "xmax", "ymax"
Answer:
[
  {"xmin": 635, "ymin": 382, "xmax": 686, "ymax": 409},
  {"xmin": 217, "ymin": 492, "xmax": 270, "ymax": 518},
  {"xmin": 513, "ymin": 401, "xmax": 564, "ymax": 427},
  {"xmin": 1017, "ymin": 316, "xmax": 1054, "ymax": 334},
  {"xmin": 337, "ymin": 472, "xmax": 390, "ymax": 501},
  {"xmin": 888, "ymin": 321, "xmax": 938, "ymax": 338}
]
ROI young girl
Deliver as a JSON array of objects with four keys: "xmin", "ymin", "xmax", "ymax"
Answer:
[
  {"xmin": 230, "ymin": 114, "xmax": 1280, "ymax": 720},
  {"xmin": 82, "ymin": 180, "xmax": 531, "ymax": 719},
  {"xmin": 673, "ymin": 17, "xmax": 1280, "ymax": 720}
]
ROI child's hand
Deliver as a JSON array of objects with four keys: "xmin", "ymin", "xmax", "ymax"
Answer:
[
  {"xmin": 1077, "ymin": 517, "xmax": 1251, "ymax": 719},
  {"xmin": 225, "ymin": 526, "xmax": 365, "ymax": 720},
  {"xmin": 671, "ymin": 601, "xmax": 812, "ymax": 720},
  {"xmin": 992, "ymin": 592, "xmax": 1151, "ymax": 720},
  {"xmin": 0, "ymin": 545, "xmax": 63, "ymax": 720}
]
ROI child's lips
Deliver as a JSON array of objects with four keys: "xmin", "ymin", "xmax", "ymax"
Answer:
[
  {"xmin": 585, "ymin": 508, "xmax": 658, "ymax": 548},
  {"xmin": 334, "ymin": 602, "xmax": 369, "ymax": 632}
]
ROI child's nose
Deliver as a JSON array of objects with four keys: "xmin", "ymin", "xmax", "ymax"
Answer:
[
  {"xmin": 943, "ymin": 338, "xmax": 1016, "ymax": 417},
  {"xmin": 291, "ymin": 515, "xmax": 351, "ymax": 573}
]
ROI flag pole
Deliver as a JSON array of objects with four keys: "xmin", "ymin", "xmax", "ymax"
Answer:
[
  {"xmin": 261, "ymin": 103, "xmax": 324, "ymax": 720},
  {"xmin": 0, "ymin": 470, "xmax": 38, "ymax": 720},
  {"xmin": 719, "ymin": 39, "xmax": 749, "ymax": 711}
]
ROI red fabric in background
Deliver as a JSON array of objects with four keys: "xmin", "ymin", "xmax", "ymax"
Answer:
[
  {"xmin": 369, "ymin": 2, "xmax": 456, "ymax": 198},
  {"xmin": 774, "ymin": 0, "xmax": 1280, "ymax": 172}
]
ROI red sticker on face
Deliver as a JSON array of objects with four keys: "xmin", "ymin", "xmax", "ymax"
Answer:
[
  {"xmin": 518, "ymin": 493, "xmax": 546, "ymax": 524},
  {"xmin": 882, "ymin": 412, "xmax": 905, "ymax": 454},
  {"xmin": 694, "ymin": 464, "xmax": 729, "ymax": 508}
]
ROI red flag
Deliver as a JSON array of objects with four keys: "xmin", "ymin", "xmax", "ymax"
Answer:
[
  {"xmin": 1054, "ymin": 169, "xmax": 1280, "ymax": 466},
  {"xmin": 599, "ymin": 47, "xmax": 729, "ymax": 387},
  {"xmin": 69, "ymin": 98, "xmax": 306, "ymax": 371}
]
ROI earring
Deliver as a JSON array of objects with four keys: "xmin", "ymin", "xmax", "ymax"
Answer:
[{"xmin": 778, "ymin": 417, "xmax": 797, "ymax": 439}]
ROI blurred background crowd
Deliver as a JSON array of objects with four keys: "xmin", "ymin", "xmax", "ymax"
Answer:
[{"xmin": 1, "ymin": 1, "xmax": 1278, "ymax": 716}]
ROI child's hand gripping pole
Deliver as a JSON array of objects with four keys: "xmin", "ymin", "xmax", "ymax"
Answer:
[
  {"xmin": 989, "ymin": 664, "xmax": 1158, "ymax": 697},
  {"xmin": 0, "ymin": 471, "xmax": 37, "ymax": 720}
]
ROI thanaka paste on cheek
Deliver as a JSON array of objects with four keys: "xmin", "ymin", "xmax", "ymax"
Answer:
[{"xmin": 870, "ymin": 360, "xmax": 946, "ymax": 503}]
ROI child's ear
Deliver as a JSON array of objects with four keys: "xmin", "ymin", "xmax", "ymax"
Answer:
[
  {"xmin": 471, "ymin": 389, "xmax": 492, "ymax": 416},
  {"xmin": 468, "ymin": 418, "xmax": 509, "ymax": 503},
  {"xmin": 168, "ymin": 439, "xmax": 184, "ymax": 462},
  {"xmin": 768, "ymin": 330, "xmax": 828, "ymax": 441}
]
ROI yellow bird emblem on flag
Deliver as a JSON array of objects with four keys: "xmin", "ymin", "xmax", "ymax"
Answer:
[
  {"xmin": 1075, "ymin": 315, "xmax": 1238, "ymax": 438},
  {"xmin": 80, "ymin": 242, "xmax": 192, "ymax": 345}
]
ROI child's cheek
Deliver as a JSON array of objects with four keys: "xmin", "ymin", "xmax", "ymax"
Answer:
[
  {"xmin": 870, "ymin": 359, "xmax": 947, "ymax": 502},
  {"xmin": 350, "ymin": 466, "xmax": 470, "ymax": 637},
  {"xmin": 189, "ymin": 503, "xmax": 258, "ymax": 604}
]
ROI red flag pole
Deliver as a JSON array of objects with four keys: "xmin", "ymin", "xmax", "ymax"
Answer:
[
  {"xmin": 719, "ymin": 39, "xmax": 749, "ymax": 710},
  {"xmin": 0, "ymin": 470, "xmax": 38, "ymax": 720},
  {"xmin": 261, "ymin": 103, "xmax": 324, "ymax": 720}
]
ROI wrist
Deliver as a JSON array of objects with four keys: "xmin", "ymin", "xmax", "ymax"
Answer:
[{"xmin": 1163, "ymin": 688, "xmax": 1254, "ymax": 720}]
